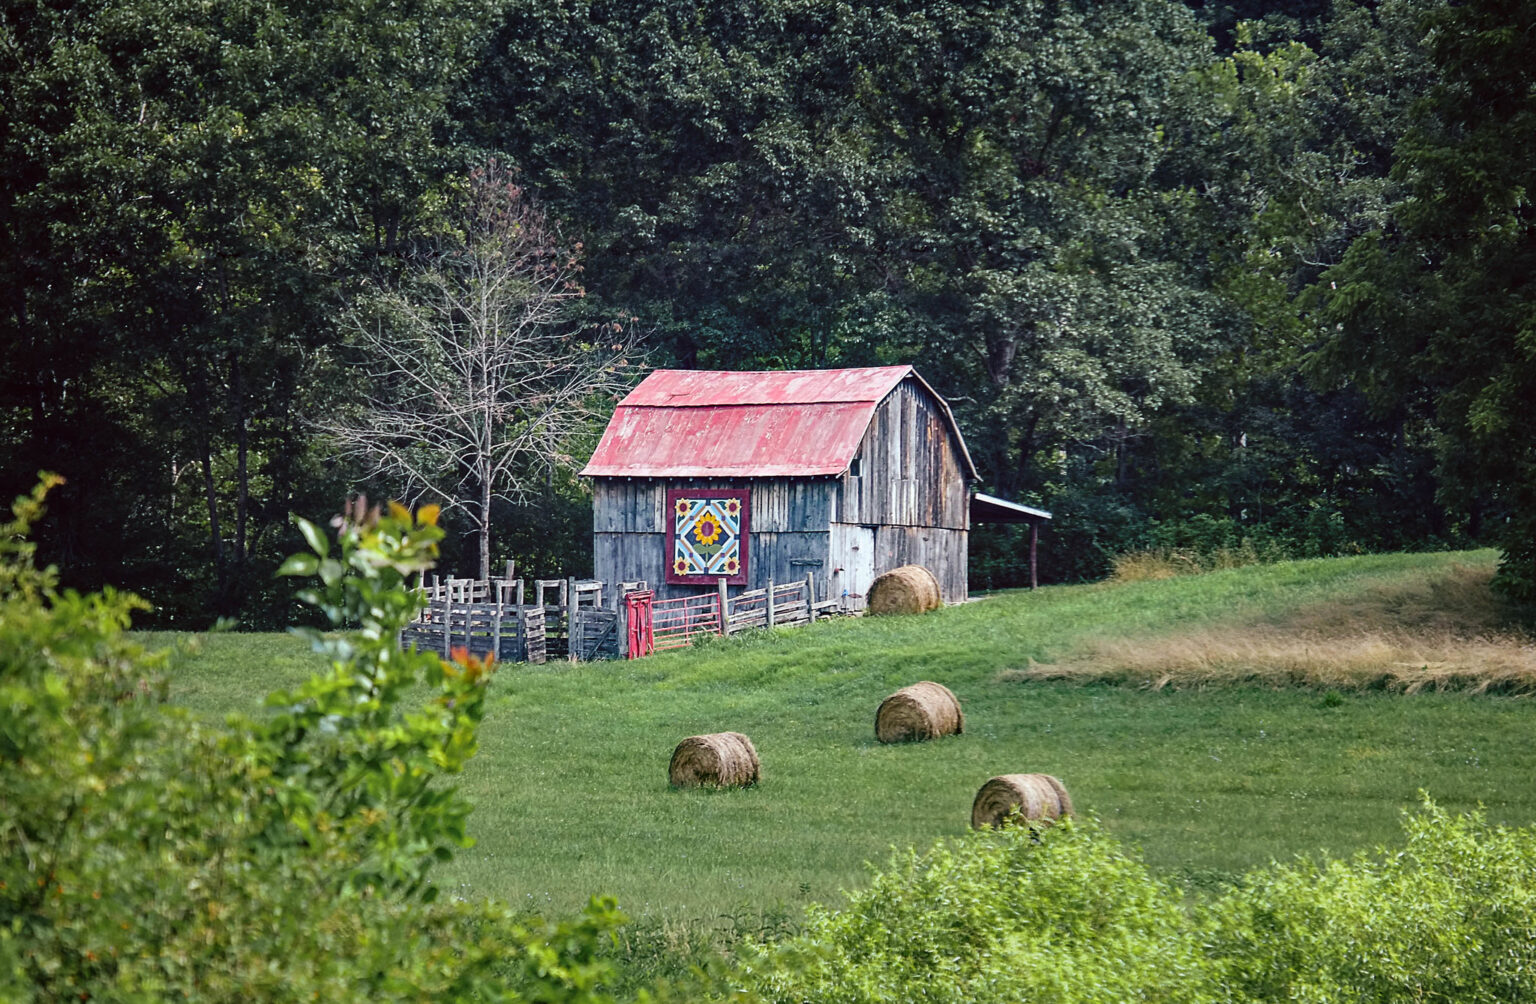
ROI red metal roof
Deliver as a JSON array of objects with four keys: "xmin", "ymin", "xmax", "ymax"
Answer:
[{"xmin": 582, "ymin": 365, "xmax": 972, "ymax": 479}]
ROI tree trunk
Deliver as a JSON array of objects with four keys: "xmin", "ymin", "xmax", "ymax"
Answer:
[
  {"xmin": 200, "ymin": 435, "xmax": 227, "ymax": 601},
  {"xmin": 478, "ymin": 474, "xmax": 492, "ymax": 583},
  {"xmin": 1013, "ymin": 413, "xmax": 1040, "ymax": 497},
  {"xmin": 232, "ymin": 354, "xmax": 249, "ymax": 567}
]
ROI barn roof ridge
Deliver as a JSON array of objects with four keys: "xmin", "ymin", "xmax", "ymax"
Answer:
[
  {"xmin": 581, "ymin": 364, "xmax": 978, "ymax": 480},
  {"xmin": 616, "ymin": 364, "xmax": 914, "ymax": 408}
]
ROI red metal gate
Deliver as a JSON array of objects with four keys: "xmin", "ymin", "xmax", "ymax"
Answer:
[
  {"xmin": 649, "ymin": 591, "xmax": 723, "ymax": 651},
  {"xmin": 624, "ymin": 590, "xmax": 655, "ymax": 658}
]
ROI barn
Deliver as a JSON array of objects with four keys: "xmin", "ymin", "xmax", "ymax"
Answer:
[{"xmin": 580, "ymin": 365, "xmax": 1049, "ymax": 607}]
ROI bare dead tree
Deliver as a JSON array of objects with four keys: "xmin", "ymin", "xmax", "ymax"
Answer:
[{"xmin": 323, "ymin": 163, "xmax": 637, "ymax": 581}]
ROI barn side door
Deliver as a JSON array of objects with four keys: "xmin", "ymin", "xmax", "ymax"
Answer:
[{"xmin": 828, "ymin": 523, "xmax": 875, "ymax": 611}]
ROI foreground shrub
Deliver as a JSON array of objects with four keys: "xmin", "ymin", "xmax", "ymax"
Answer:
[
  {"xmin": 1207, "ymin": 800, "xmax": 1536, "ymax": 1003},
  {"xmin": 0, "ymin": 481, "xmax": 642, "ymax": 1002},
  {"xmin": 743, "ymin": 802, "xmax": 1536, "ymax": 1004},
  {"xmin": 744, "ymin": 817, "xmax": 1217, "ymax": 1004}
]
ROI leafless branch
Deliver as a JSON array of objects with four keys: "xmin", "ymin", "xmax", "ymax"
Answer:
[{"xmin": 320, "ymin": 162, "xmax": 640, "ymax": 578}]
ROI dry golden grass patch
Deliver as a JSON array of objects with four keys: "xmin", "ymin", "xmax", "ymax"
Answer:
[
  {"xmin": 1004, "ymin": 563, "xmax": 1536, "ymax": 692},
  {"xmin": 1108, "ymin": 542, "xmax": 1285, "ymax": 581}
]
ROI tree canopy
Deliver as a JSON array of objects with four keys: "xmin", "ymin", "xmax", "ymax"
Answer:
[{"xmin": 4, "ymin": 0, "xmax": 1528, "ymax": 616}]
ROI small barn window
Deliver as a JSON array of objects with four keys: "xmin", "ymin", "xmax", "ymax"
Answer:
[{"xmin": 849, "ymin": 458, "xmax": 862, "ymax": 477}]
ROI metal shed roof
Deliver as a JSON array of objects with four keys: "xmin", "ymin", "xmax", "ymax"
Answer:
[
  {"xmin": 581, "ymin": 365, "xmax": 977, "ymax": 479},
  {"xmin": 970, "ymin": 492, "xmax": 1052, "ymax": 523}
]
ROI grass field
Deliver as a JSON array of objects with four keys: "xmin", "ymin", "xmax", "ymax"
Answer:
[{"xmin": 145, "ymin": 548, "xmax": 1536, "ymax": 928}]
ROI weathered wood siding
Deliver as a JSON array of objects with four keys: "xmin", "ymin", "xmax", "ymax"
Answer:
[
  {"xmin": 832, "ymin": 378, "xmax": 969, "ymax": 530},
  {"xmin": 828, "ymin": 377, "xmax": 971, "ymax": 603},
  {"xmin": 593, "ymin": 478, "xmax": 835, "ymax": 602}
]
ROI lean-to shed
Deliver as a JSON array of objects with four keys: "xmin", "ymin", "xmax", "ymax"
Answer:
[{"xmin": 581, "ymin": 366, "xmax": 1048, "ymax": 606}]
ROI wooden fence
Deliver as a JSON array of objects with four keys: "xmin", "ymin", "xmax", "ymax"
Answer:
[{"xmin": 402, "ymin": 571, "xmax": 841, "ymax": 664}]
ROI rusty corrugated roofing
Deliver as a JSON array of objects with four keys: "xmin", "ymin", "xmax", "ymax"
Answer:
[{"xmin": 582, "ymin": 365, "xmax": 975, "ymax": 479}]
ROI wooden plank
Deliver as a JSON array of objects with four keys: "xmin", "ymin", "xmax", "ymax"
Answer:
[{"xmin": 718, "ymin": 578, "xmax": 730, "ymax": 636}]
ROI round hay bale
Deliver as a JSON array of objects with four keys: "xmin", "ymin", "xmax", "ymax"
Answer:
[
  {"xmin": 866, "ymin": 564, "xmax": 942, "ymax": 616},
  {"xmin": 875, "ymin": 681, "xmax": 964, "ymax": 743},
  {"xmin": 668, "ymin": 732, "xmax": 761, "ymax": 788},
  {"xmin": 970, "ymin": 773, "xmax": 1074, "ymax": 829}
]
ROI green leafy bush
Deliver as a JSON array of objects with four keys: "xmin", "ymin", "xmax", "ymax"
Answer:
[
  {"xmin": 1206, "ymin": 799, "xmax": 1536, "ymax": 1003},
  {"xmin": 744, "ymin": 817, "xmax": 1217, "ymax": 1004},
  {"xmin": 0, "ymin": 481, "xmax": 643, "ymax": 1002},
  {"xmin": 744, "ymin": 802, "xmax": 1536, "ymax": 1004}
]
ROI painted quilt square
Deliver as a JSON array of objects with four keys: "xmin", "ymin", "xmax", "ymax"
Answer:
[{"xmin": 666, "ymin": 489, "xmax": 749, "ymax": 585}]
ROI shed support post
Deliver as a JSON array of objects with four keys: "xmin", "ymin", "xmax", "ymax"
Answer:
[
  {"xmin": 1030, "ymin": 522, "xmax": 1039, "ymax": 590},
  {"xmin": 717, "ymin": 577, "xmax": 730, "ymax": 635}
]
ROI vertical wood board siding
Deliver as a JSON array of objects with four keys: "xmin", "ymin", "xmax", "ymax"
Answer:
[
  {"xmin": 836, "ymin": 379, "xmax": 968, "ymax": 529},
  {"xmin": 594, "ymin": 479, "xmax": 833, "ymax": 535},
  {"xmin": 593, "ymin": 528, "xmax": 832, "ymax": 603}
]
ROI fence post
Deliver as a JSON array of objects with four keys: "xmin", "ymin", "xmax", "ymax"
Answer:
[
  {"xmin": 766, "ymin": 577, "xmax": 775, "ymax": 629},
  {"xmin": 616, "ymin": 581, "xmax": 629, "ymax": 658},
  {"xmin": 717, "ymin": 577, "xmax": 730, "ymax": 635},
  {"xmin": 567, "ymin": 575, "xmax": 578, "ymax": 663},
  {"xmin": 459, "ymin": 579, "xmax": 471, "ymax": 652},
  {"xmin": 492, "ymin": 586, "xmax": 503, "ymax": 662},
  {"xmin": 806, "ymin": 572, "xmax": 817, "ymax": 623}
]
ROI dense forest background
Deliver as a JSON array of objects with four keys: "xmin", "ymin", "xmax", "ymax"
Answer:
[{"xmin": 3, "ymin": 0, "xmax": 1532, "ymax": 627}]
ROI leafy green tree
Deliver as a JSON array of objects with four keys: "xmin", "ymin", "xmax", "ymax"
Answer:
[
  {"xmin": 477, "ymin": 0, "xmax": 1226, "ymax": 501},
  {"xmin": 1063, "ymin": 0, "xmax": 1459, "ymax": 579},
  {"xmin": 1311, "ymin": 0, "xmax": 1536, "ymax": 602},
  {"xmin": 0, "ymin": 0, "xmax": 488, "ymax": 622}
]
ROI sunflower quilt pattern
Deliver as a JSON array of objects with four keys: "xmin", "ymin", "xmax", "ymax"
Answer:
[{"xmin": 665, "ymin": 489, "xmax": 749, "ymax": 585}]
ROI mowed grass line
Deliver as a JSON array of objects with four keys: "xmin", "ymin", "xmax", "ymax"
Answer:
[{"xmin": 143, "ymin": 549, "xmax": 1536, "ymax": 921}]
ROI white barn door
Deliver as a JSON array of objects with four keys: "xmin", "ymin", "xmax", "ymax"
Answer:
[{"xmin": 828, "ymin": 523, "xmax": 875, "ymax": 610}]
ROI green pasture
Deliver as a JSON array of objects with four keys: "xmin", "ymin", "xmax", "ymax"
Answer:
[{"xmin": 147, "ymin": 549, "xmax": 1536, "ymax": 923}]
